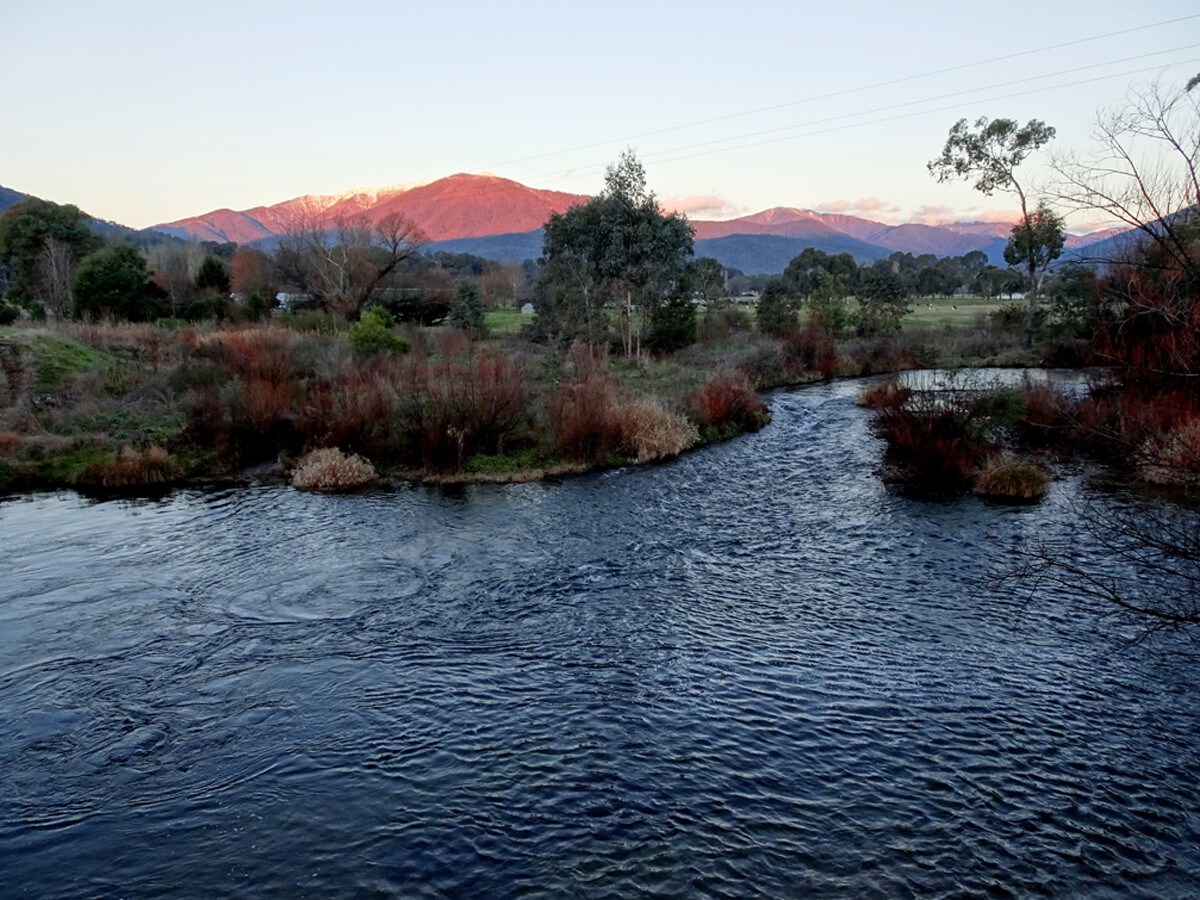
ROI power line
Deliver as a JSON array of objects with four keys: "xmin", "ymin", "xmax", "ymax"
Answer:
[
  {"xmin": 523, "ymin": 54, "xmax": 1200, "ymax": 187},
  {"xmin": 482, "ymin": 14, "xmax": 1200, "ymax": 172}
]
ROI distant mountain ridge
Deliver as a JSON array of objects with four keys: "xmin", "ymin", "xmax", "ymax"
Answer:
[
  {"xmin": 157, "ymin": 174, "xmax": 590, "ymax": 245},
  {"xmin": 0, "ymin": 175, "xmax": 1121, "ymax": 276},
  {"xmin": 158, "ymin": 173, "xmax": 1116, "ymax": 272}
]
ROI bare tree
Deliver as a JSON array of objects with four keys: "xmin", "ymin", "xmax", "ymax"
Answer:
[
  {"xmin": 37, "ymin": 237, "xmax": 75, "ymax": 319},
  {"xmin": 1050, "ymin": 76, "xmax": 1200, "ymax": 381},
  {"xmin": 1052, "ymin": 76, "xmax": 1199, "ymax": 272},
  {"xmin": 276, "ymin": 201, "xmax": 424, "ymax": 317},
  {"xmin": 146, "ymin": 241, "xmax": 194, "ymax": 316},
  {"xmin": 1006, "ymin": 76, "xmax": 1200, "ymax": 635}
]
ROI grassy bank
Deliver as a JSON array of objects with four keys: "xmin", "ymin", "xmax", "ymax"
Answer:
[{"xmin": 0, "ymin": 313, "xmax": 1049, "ymax": 496}]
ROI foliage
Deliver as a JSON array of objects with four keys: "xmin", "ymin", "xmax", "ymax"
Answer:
[
  {"xmin": 1004, "ymin": 201, "xmax": 1065, "ymax": 323},
  {"xmin": 688, "ymin": 257, "xmax": 727, "ymax": 306},
  {"xmin": 856, "ymin": 379, "xmax": 912, "ymax": 409},
  {"xmin": 447, "ymin": 280, "xmax": 487, "ymax": 335},
  {"xmin": 928, "ymin": 116, "xmax": 1055, "ymax": 201},
  {"xmin": 276, "ymin": 208, "xmax": 423, "ymax": 317},
  {"xmin": 546, "ymin": 376, "xmax": 628, "ymax": 464},
  {"xmin": 72, "ymin": 244, "xmax": 155, "ymax": 320},
  {"xmin": 194, "ymin": 255, "xmax": 231, "ymax": 295},
  {"xmin": 646, "ymin": 295, "xmax": 696, "ymax": 353},
  {"xmin": 756, "ymin": 279, "xmax": 802, "ymax": 336},
  {"xmin": 539, "ymin": 150, "xmax": 694, "ymax": 356},
  {"xmin": 230, "ymin": 247, "xmax": 275, "ymax": 299},
  {"xmin": 806, "ymin": 270, "xmax": 850, "ymax": 332},
  {"xmin": 870, "ymin": 384, "xmax": 996, "ymax": 494},
  {"xmin": 621, "ymin": 399, "xmax": 699, "ymax": 463},
  {"xmin": 0, "ymin": 198, "xmax": 101, "ymax": 308},
  {"xmin": 782, "ymin": 248, "xmax": 858, "ymax": 297},
  {"xmin": 348, "ymin": 306, "xmax": 410, "ymax": 357},
  {"xmin": 929, "ymin": 115, "xmax": 1056, "ymax": 337},
  {"xmin": 687, "ymin": 369, "xmax": 770, "ymax": 439},
  {"xmin": 856, "ymin": 261, "xmax": 910, "ymax": 336},
  {"xmin": 74, "ymin": 444, "xmax": 182, "ymax": 490}
]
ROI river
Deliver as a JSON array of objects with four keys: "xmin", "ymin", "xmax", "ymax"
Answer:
[{"xmin": 2, "ymin": 376, "xmax": 1197, "ymax": 897}]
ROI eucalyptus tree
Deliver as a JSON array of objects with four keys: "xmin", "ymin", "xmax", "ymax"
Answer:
[
  {"xmin": 539, "ymin": 150, "xmax": 694, "ymax": 357},
  {"xmin": 929, "ymin": 116, "xmax": 1061, "ymax": 339}
]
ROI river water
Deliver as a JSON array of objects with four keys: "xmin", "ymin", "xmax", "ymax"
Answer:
[{"xmin": 2, "ymin": 377, "xmax": 1197, "ymax": 898}]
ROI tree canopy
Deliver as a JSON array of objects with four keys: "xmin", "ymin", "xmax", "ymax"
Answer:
[
  {"xmin": 538, "ymin": 150, "xmax": 694, "ymax": 356},
  {"xmin": 73, "ymin": 244, "xmax": 153, "ymax": 320},
  {"xmin": 0, "ymin": 197, "xmax": 102, "ymax": 308},
  {"xmin": 929, "ymin": 116, "xmax": 1059, "ymax": 339}
]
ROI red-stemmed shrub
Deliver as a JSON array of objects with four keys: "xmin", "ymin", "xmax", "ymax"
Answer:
[
  {"xmin": 687, "ymin": 369, "xmax": 770, "ymax": 440},
  {"xmin": 870, "ymin": 391, "xmax": 994, "ymax": 494},
  {"xmin": 547, "ymin": 376, "xmax": 627, "ymax": 464}
]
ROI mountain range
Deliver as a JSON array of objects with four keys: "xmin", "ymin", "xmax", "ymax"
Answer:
[{"xmin": 2, "ymin": 173, "xmax": 1118, "ymax": 275}]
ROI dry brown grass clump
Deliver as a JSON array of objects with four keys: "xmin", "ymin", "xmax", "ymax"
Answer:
[
  {"xmin": 75, "ymin": 444, "xmax": 183, "ymax": 488},
  {"xmin": 291, "ymin": 447, "xmax": 379, "ymax": 492},
  {"xmin": 974, "ymin": 456, "xmax": 1049, "ymax": 502},
  {"xmin": 621, "ymin": 399, "xmax": 699, "ymax": 463}
]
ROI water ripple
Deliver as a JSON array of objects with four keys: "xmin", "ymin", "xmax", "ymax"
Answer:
[{"xmin": 1, "ymin": 376, "xmax": 1198, "ymax": 898}]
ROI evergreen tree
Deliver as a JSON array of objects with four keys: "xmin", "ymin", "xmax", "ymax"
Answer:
[{"xmin": 448, "ymin": 280, "xmax": 487, "ymax": 335}]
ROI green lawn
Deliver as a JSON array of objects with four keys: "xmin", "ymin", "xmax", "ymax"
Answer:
[{"xmin": 900, "ymin": 296, "xmax": 1009, "ymax": 328}]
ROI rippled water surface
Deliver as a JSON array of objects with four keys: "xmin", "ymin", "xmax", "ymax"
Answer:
[{"xmin": 3, "ymin": 378, "xmax": 1198, "ymax": 898}]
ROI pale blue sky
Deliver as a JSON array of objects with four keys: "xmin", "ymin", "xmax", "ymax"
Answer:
[{"xmin": 3, "ymin": 1, "xmax": 1198, "ymax": 230}]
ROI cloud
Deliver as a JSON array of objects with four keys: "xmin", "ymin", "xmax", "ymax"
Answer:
[
  {"xmin": 814, "ymin": 197, "xmax": 900, "ymax": 217},
  {"xmin": 905, "ymin": 205, "xmax": 1019, "ymax": 226},
  {"xmin": 662, "ymin": 194, "xmax": 747, "ymax": 219}
]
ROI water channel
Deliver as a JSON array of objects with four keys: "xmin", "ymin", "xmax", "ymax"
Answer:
[{"xmin": 2, "ymin": 376, "xmax": 1197, "ymax": 897}]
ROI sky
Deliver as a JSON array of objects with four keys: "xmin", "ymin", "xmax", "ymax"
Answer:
[{"xmin": 3, "ymin": 0, "xmax": 1198, "ymax": 232}]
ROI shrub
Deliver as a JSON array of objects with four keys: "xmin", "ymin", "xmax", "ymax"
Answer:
[
  {"xmin": 74, "ymin": 444, "xmax": 182, "ymax": 489},
  {"xmin": 291, "ymin": 447, "xmax": 378, "ymax": 492},
  {"xmin": 698, "ymin": 305, "xmax": 751, "ymax": 343},
  {"xmin": 871, "ymin": 390, "xmax": 994, "ymax": 493},
  {"xmin": 782, "ymin": 326, "xmax": 839, "ymax": 377},
  {"xmin": 447, "ymin": 281, "xmax": 487, "ymax": 336},
  {"xmin": 1012, "ymin": 379, "xmax": 1073, "ymax": 448},
  {"xmin": 621, "ymin": 399, "xmax": 698, "ymax": 462},
  {"xmin": 547, "ymin": 377, "xmax": 627, "ymax": 463},
  {"xmin": 975, "ymin": 456, "xmax": 1049, "ymax": 502},
  {"xmin": 856, "ymin": 379, "xmax": 912, "ymax": 409},
  {"xmin": 349, "ymin": 307, "xmax": 409, "ymax": 358},
  {"xmin": 687, "ymin": 369, "xmax": 770, "ymax": 439},
  {"xmin": 1137, "ymin": 414, "xmax": 1200, "ymax": 486}
]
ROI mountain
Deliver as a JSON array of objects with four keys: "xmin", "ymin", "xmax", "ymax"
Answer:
[
  {"xmin": 0, "ymin": 183, "xmax": 179, "ymax": 247},
  {"xmin": 0, "ymin": 185, "xmax": 26, "ymax": 217},
  {"xmin": 157, "ymin": 174, "xmax": 588, "ymax": 245},
  {"xmin": 154, "ymin": 173, "xmax": 1130, "ymax": 274},
  {"xmin": 696, "ymin": 233, "xmax": 888, "ymax": 272}
]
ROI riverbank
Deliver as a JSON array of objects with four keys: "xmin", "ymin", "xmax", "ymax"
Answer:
[{"xmin": 0, "ymin": 316, "xmax": 1057, "ymax": 495}]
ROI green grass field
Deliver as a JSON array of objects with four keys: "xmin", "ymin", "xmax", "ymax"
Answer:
[
  {"xmin": 485, "ymin": 307, "xmax": 535, "ymax": 333},
  {"xmin": 900, "ymin": 296, "xmax": 1010, "ymax": 328}
]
